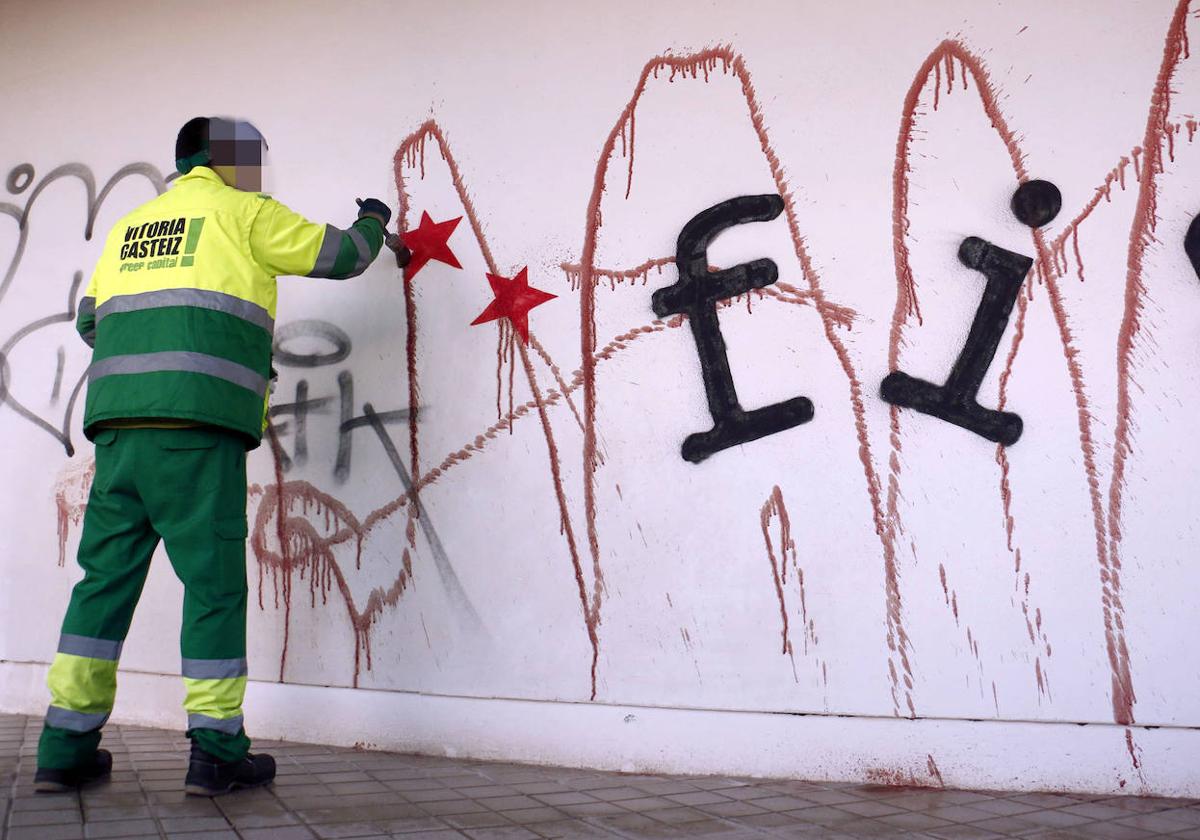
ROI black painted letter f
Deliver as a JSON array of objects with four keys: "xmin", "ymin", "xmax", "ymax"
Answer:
[{"xmin": 652, "ymin": 195, "xmax": 814, "ymax": 464}]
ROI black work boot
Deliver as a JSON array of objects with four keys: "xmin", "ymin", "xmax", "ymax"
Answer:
[
  {"xmin": 34, "ymin": 748, "xmax": 113, "ymax": 793},
  {"xmin": 184, "ymin": 742, "xmax": 275, "ymax": 796}
]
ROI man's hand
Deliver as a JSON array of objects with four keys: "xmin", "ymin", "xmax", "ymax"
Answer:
[{"xmin": 355, "ymin": 197, "xmax": 392, "ymax": 228}]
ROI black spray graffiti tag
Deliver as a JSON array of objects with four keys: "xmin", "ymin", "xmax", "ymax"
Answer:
[
  {"xmin": 651, "ymin": 195, "xmax": 815, "ymax": 464},
  {"xmin": 880, "ymin": 180, "xmax": 1062, "ymax": 446},
  {"xmin": 0, "ymin": 162, "xmax": 170, "ymax": 455}
]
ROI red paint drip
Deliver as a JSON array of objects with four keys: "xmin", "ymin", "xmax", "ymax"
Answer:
[{"xmin": 1104, "ymin": 0, "xmax": 1193, "ymax": 727}]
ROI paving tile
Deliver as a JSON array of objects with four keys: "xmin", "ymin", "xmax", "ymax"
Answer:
[
  {"xmin": 629, "ymin": 780, "xmax": 701, "ymax": 796},
  {"xmin": 921, "ymin": 804, "xmax": 1009, "ymax": 823},
  {"xmin": 158, "ymin": 815, "xmax": 234, "ymax": 832},
  {"xmin": 616, "ymin": 797, "xmax": 677, "ymax": 813},
  {"xmin": 400, "ymin": 787, "xmax": 465, "ymax": 803},
  {"xmin": 239, "ymin": 827, "xmax": 319, "ymax": 839},
  {"xmin": 509, "ymin": 783, "xmax": 573, "ymax": 796},
  {"xmin": 663, "ymin": 790, "xmax": 732, "ymax": 807},
  {"xmin": 786, "ymin": 788, "xmax": 861, "ymax": 806},
  {"xmin": 837, "ymin": 817, "xmax": 915, "ymax": 837},
  {"xmin": 970, "ymin": 814, "xmax": 1051, "ymax": 834},
  {"xmin": 528, "ymin": 820, "xmax": 619, "ymax": 840},
  {"xmin": 1063, "ymin": 821, "xmax": 1156, "ymax": 838},
  {"xmin": 460, "ymin": 828, "xmax": 541, "ymax": 839},
  {"xmin": 474, "ymin": 796, "xmax": 543, "ymax": 812},
  {"xmin": 585, "ymin": 786, "xmax": 654, "ymax": 802},
  {"xmin": 373, "ymin": 815, "xmax": 453, "ymax": 833},
  {"xmin": 495, "ymin": 807, "xmax": 566, "ymax": 825},
  {"xmin": 222, "ymin": 809, "xmax": 301, "ymax": 829},
  {"xmin": 1161, "ymin": 807, "xmax": 1200, "ymax": 827},
  {"xmin": 1008, "ymin": 793, "xmax": 1081, "ymax": 809},
  {"xmin": 441, "ymin": 811, "xmax": 514, "ymax": 829},
  {"xmin": 310, "ymin": 822, "xmax": 391, "ymax": 839},
  {"xmin": 420, "ymin": 799, "xmax": 492, "ymax": 816},
  {"xmin": 6, "ymin": 824, "xmax": 86, "ymax": 840},
  {"xmin": 81, "ymin": 818, "xmax": 160, "ymax": 837},
  {"xmin": 1113, "ymin": 811, "xmax": 1200, "ymax": 832},
  {"xmin": 924, "ymin": 824, "xmax": 1008, "ymax": 839},
  {"xmin": 1018, "ymin": 807, "xmax": 1096, "ymax": 829},
  {"xmin": 8, "ymin": 806, "xmax": 85, "ymax": 826},
  {"xmin": 837, "ymin": 798, "xmax": 909, "ymax": 818},
  {"xmin": 970, "ymin": 797, "xmax": 1045, "ymax": 817},
  {"xmin": 736, "ymin": 811, "xmax": 806, "ymax": 829},
  {"xmin": 13, "ymin": 791, "xmax": 81, "ymax": 811},
  {"xmin": 554, "ymin": 801, "xmax": 630, "ymax": 818},
  {"xmin": 780, "ymin": 805, "xmax": 862, "ymax": 827},
  {"xmin": 529, "ymin": 792, "xmax": 596, "ymax": 807},
  {"xmin": 696, "ymin": 799, "xmax": 770, "ymax": 818}
]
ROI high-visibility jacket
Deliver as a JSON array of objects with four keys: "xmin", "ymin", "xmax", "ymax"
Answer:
[{"xmin": 76, "ymin": 166, "xmax": 384, "ymax": 448}]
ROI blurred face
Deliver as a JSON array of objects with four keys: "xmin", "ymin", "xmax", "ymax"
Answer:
[{"xmin": 209, "ymin": 123, "xmax": 267, "ymax": 192}]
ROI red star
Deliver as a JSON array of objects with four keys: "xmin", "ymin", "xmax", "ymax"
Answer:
[
  {"xmin": 469, "ymin": 267, "xmax": 556, "ymax": 345},
  {"xmin": 400, "ymin": 212, "xmax": 462, "ymax": 280}
]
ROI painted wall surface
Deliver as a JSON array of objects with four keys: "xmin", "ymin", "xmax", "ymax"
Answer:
[{"xmin": 3, "ymin": 0, "xmax": 1200, "ymax": 795}]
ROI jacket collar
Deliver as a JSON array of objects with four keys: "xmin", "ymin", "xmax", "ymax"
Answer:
[{"xmin": 174, "ymin": 166, "xmax": 226, "ymax": 187}]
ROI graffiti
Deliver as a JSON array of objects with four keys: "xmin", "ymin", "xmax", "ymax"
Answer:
[
  {"xmin": 882, "ymin": 180, "xmax": 1062, "ymax": 446},
  {"xmin": 651, "ymin": 195, "xmax": 814, "ymax": 463},
  {"xmin": 0, "ymin": 161, "xmax": 170, "ymax": 454}
]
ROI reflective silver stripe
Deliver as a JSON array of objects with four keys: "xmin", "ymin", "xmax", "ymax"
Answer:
[
  {"xmin": 45, "ymin": 705, "xmax": 109, "ymax": 733},
  {"xmin": 182, "ymin": 658, "xmax": 248, "ymax": 680},
  {"xmin": 187, "ymin": 713, "xmax": 244, "ymax": 735},
  {"xmin": 79, "ymin": 296, "xmax": 96, "ymax": 319},
  {"xmin": 346, "ymin": 228, "xmax": 372, "ymax": 275},
  {"xmin": 81, "ymin": 330, "xmax": 96, "ymax": 348},
  {"xmin": 89, "ymin": 352, "xmax": 267, "ymax": 398},
  {"xmin": 96, "ymin": 289, "xmax": 273, "ymax": 334},
  {"xmin": 307, "ymin": 224, "xmax": 343, "ymax": 278},
  {"xmin": 58, "ymin": 633, "xmax": 122, "ymax": 661}
]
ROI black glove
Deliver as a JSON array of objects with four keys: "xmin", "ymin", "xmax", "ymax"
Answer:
[
  {"xmin": 384, "ymin": 233, "xmax": 412, "ymax": 269},
  {"xmin": 355, "ymin": 197, "xmax": 391, "ymax": 227}
]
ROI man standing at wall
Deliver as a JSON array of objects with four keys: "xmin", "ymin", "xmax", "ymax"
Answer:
[{"xmin": 34, "ymin": 116, "xmax": 393, "ymax": 796}]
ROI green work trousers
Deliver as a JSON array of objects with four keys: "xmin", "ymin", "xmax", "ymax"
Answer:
[{"xmin": 38, "ymin": 426, "xmax": 252, "ymax": 769}]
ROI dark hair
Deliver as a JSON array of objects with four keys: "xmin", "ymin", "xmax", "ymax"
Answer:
[{"xmin": 175, "ymin": 117, "xmax": 211, "ymax": 174}]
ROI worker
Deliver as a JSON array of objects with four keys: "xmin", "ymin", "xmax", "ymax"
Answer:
[{"xmin": 34, "ymin": 116, "xmax": 394, "ymax": 796}]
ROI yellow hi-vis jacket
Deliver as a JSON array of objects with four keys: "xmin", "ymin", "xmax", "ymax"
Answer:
[{"xmin": 76, "ymin": 166, "xmax": 385, "ymax": 448}]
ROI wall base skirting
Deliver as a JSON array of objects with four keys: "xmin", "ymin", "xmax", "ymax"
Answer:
[{"xmin": 2, "ymin": 660, "xmax": 1196, "ymax": 798}]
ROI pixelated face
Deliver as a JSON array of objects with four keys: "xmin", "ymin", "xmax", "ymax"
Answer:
[{"xmin": 209, "ymin": 118, "xmax": 268, "ymax": 192}]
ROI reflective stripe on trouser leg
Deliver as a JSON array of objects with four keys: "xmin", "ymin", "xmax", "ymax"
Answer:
[
  {"xmin": 40, "ymin": 641, "xmax": 123, "ymax": 767},
  {"xmin": 182, "ymin": 658, "xmax": 247, "ymax": 736},
  {"xmin": 45, "ymin": 644, "xmax": 121, "ymax": 730}
]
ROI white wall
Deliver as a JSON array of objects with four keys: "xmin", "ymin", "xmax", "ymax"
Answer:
[{"xmin": 2, "ymin": 0, "xmax": 1199, "ymax": 796}]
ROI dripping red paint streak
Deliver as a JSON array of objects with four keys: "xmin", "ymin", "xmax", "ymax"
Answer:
[
  {"xmin": 1104, "ymin": 0, "xmax": 1193, "ymax": 727},
  {"xmin": 761, "ymin": 486, "xmax": 794, "ymax": 658},
  {"xmin": 577, "ymin": 44, "xmax": 893, "ymax": 713}
]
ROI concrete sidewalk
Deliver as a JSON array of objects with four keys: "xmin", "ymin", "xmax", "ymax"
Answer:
[{"xmin": 1, "ymin": 713, "xmax": 1197, "ymax": 839}]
